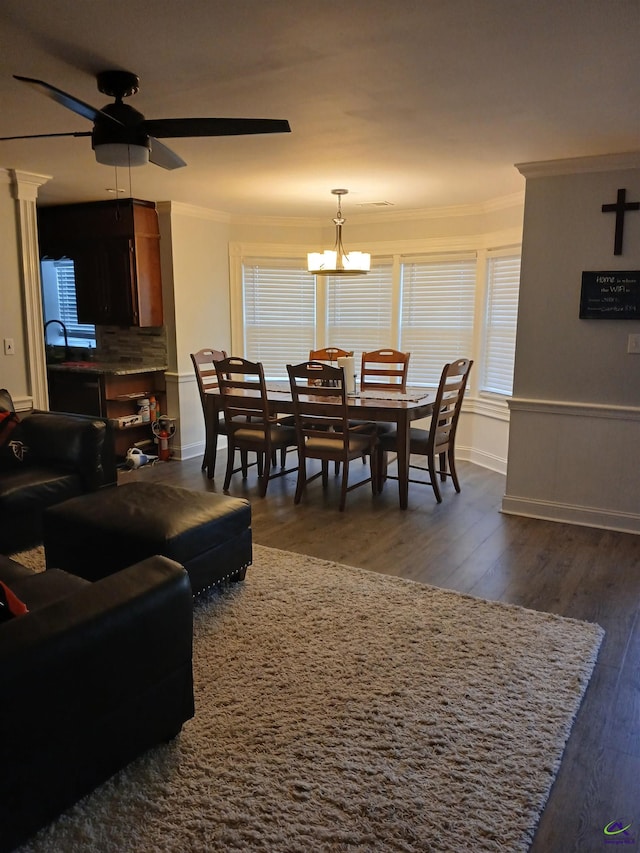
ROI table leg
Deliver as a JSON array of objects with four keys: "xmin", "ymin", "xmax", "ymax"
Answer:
[{"xmin": 396, "ymin": 410, "xmax": 410, "ymax": 510}]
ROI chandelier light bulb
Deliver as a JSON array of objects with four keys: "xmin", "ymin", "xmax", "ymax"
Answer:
[{"xmin": 308, "ymin": 189, "xmax": 370, "ymax": 276}]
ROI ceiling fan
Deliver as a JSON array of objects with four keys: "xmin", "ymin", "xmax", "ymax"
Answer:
[{"xmin": 1, "ymin": 70, "xmax": 291, "ymax": 170}]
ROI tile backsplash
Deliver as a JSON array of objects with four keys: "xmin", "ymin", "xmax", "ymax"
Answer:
[{"xmin": 96, "ymin": 326, "xmax": 168, "ymax": 365}]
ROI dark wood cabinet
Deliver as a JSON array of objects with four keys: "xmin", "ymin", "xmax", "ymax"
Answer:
[
  {"xmin": 38, "ymin": 198, "xmax": 163, "ymax": 327},
  {"xmin": 47, "ymin": 370, "xmax": 104, "ymax": 417}
]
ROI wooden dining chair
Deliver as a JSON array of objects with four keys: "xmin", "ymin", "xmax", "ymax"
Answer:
[
  {"xmin": 360, "ymin": 348, "xmax": 410, "ymax": 392},
  {"xmin": 353, "ymin": 348, "xmax": 411, "ymax": 444},
  {"xmin": 376, "ymin": 358, "xmax": 473, "ymax": 504},
  {"xmin": 215, "ymin": 356, "xmax": 298, "ymax": 497},
  {"xmin": 287, "ymin": 361, "xmax": 379, "ymax": 511},
  {"xmin": 190, "ymin": 348, "xmax": 227, "ymax": 478}
]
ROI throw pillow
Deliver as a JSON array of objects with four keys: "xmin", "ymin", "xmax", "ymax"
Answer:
[
  {"xmin": 0, "ymin": 409, "xmax": 19, "ymax": 447},
  {"xmin": 0, "ymin": 580, "xmax": 29, "ymax": 623}
]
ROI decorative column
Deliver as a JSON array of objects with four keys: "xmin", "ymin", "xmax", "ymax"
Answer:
[{"xmin": 10, "ymin": 170, "xmax": 51, "ymax": 410}]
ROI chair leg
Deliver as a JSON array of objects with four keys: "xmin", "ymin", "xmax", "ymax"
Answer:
[
  {"xmin": 294, "ymin": 457, "xmax": 306, "ymax": 504},
  {"xmin": 369, "ymin": 451, "xmax": 378, "ymax": 496},
  {"xmin": 280, "ymin": 447, "xmax": 287, "ymax": 467},
  {"xmin": 321, "ymin": 461, "xmax": 329, "ymax": 489},
  {"xmin": 259, "ymin": 452, "xmax": 272, "ymax": 497},
  {"xmin": 241, "ymin": 450, "xmax": 250, "ymax": 479},
  {"xmin": 223, "ymin": 445, "xmax": 235, "ymax": 491},
  {"xmin": 339, "ymin": 460, "xmax": 350, "ymax": 511},
  {"xmin": 448, "ymin": 446, "xmax": 461, "ymax": 492},
  {"xmin": 427, "ymin": 451, "xmax": 443, "ymax": 503},
  {"xmin": 211, "ymin": 436, "xmax": 217, "ymax": 477},
  {"xmin": 375, "ymin": 447, "xmax": 388, "ymax": 492},
  {"xmin": 439, "ymin": 450, "xmax": 447, "ymax": 482}
]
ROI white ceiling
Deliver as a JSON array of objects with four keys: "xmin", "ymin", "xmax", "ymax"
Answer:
[{"xmin": 1, "ymin": 0, "xmax": 638, "ymax": 219}]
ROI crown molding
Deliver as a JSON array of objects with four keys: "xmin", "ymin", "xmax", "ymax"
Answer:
[
  {"xmin": 516, "ymin": 151, "xmax": 640, "ymax": 179},
  {"xmin": 229, "ymin": 192, "xmax": 525, "ymax": 228},
  {"xmin": 154, "ymin": 192, "xmax": 525, "ymax": 228}
]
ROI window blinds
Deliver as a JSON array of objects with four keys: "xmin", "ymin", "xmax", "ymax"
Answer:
[
  {"xmin": 399, "ymin": 257, "xmax": 476, "ymax": 386},
  {"xmin": 481, "ymin": 254, "xmax": 521, "ymax": 395},
  {"xmin": 243, "ymin": 260, "xmax": 316, "ymax": 378},
  {"xmin": 325, "ymin": 264, "xmax": 394, "ymax": 365},
  {"xmin": 54, "ymin": 260, "xmax": 96, "ymax": 341}
]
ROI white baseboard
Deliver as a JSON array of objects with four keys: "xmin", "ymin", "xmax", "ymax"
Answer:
[
  {"xmin": 173, "ymin": 436, "xmax": 228, "ymax": 462},
  {"xmin": 501, "ymin": 495, "xmax": 640, "ymax": 536},
  {"xmin": 460, "ymin": 445, "xmax": 507, "ymax": 475}
]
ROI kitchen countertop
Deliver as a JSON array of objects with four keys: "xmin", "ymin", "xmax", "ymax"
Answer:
[{"xmin": 47, "ymin": 362, "xmax": 168, "ymax": 376}]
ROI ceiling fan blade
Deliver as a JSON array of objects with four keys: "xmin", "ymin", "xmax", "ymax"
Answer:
[
  {"xmin": 142, "ymin": 117, "xmax": 291, "ymax": 138},
  {"xmin": 13, "ymin": 75, "xmax": 123, "ymax": 127},
  {"xmin": 148, "ymin": 137, "xmax": 187, "ymax": 170},
  {"xmin": 0, "ymin": 131, "xmax": 93, "ymax": 141}
]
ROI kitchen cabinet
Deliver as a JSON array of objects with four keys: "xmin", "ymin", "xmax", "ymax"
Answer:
[{"xmin": 38, "ymin": 198, "xmax": 163, "ymax": 327}]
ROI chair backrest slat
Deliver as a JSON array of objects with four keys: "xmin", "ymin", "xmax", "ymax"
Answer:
[{"xmin": 309, "ymin": 347, "xmax": 354, "ymax": 363}]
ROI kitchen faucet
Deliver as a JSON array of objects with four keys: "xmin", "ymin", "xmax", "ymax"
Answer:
[{"xmin": 44, "ymin": 319, "xmax": 69, "ymax": 360}]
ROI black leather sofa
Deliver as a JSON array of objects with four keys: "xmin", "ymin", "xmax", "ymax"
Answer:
[
  {"xmin": 0, "ymin": 552, "xmax": 194, "ymax": 853},
  {"xmin": 0, "ymin": 391, "xmax": 116, "ymax": 554}
]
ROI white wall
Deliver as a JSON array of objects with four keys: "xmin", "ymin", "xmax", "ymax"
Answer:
[
  {"xmin": 503, "ymin": 153, "xmax": 640, "ymax": 533},
  {"xmin": 0, "ymin": 170, "xmax": 29, "ymax": 403},
  {"xmin": 156, "ymin": 202, "xmax": 232, "ymax": 460}
]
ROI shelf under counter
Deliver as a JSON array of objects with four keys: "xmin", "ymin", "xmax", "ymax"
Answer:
[{"xmin": 46, "ymin": 366, "xmax": 166, "ymax": 458}]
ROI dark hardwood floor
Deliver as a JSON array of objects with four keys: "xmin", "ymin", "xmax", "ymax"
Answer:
[{"xmin": 121, "ymin": 452, "xmax": 640, "ymax": 853}]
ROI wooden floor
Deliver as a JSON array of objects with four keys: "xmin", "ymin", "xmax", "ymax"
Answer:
[{"xmin": 122, "ymin": 452, "xmax": 640, "ymax": 853}]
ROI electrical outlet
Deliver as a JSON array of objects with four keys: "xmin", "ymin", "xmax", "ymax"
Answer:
[
  {"xmin": 627, "ymin": 334, "xmax": 640, "ymax": 354},
  {"xmin": 3, "ymin": 338, "xmax": 15, "ymax": 355}
]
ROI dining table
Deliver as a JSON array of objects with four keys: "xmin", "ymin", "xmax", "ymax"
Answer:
[{"xmin": 204, "ymin": 382, "xmax": 434, "ymax": 509}]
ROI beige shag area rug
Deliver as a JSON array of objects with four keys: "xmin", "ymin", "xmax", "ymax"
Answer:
[{"xmin": 13, "ymin": 545, "xmax": 603, "ymax": 853}]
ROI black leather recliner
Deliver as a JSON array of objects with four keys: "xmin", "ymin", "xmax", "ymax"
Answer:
[
  {"xmin": 0, "ymin": 389, "xmax": 117, "ymax": 554},
  {"xmin": 0, "ymin": 552, "xmax": 195, "ymax": 853}
]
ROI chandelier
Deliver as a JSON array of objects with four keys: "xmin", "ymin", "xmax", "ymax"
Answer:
[{"xmin": 307, "ymin": 189, "xmax": 370, "ymax": 275}]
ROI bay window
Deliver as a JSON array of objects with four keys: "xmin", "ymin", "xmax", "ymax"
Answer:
[{"xmin": 239, "ymin": 247, "xmax": 520, "ymax": 395}]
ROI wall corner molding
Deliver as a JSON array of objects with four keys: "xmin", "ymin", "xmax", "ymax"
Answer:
[{"xmin": 10, "ymin": 170, "xmax": 51, "ymax": 409}]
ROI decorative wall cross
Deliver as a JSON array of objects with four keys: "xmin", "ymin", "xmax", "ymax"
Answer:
[{"xmin": 601, "ymin": 188, "xmax": 640, "ymax": 255}]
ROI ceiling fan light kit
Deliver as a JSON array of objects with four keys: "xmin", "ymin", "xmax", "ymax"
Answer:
[
  {"xmin": 308, "ymin": 189, "xmax": 370, "ymax": 276},
  {"xmin": 3, "ymin": 70, "xmax": 291, "ymax": 171},
  {"xmin": 94, "ymin": 142, "xmax": 149, "ymax": 167}
]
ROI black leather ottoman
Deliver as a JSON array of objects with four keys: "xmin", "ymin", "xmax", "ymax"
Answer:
[{"xmin": 43, "ymin": 482, "xmax": 252, "ymax": 595}]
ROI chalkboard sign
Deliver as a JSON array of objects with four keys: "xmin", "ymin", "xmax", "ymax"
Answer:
[{"xmin": 579, "ymin": 271, "xmax": 640, "ymax": 319}]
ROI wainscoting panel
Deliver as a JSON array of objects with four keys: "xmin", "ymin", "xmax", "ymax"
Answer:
[{"xmin": 503, "ymin": 398, "xmax": 640, "ymax": 534}]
